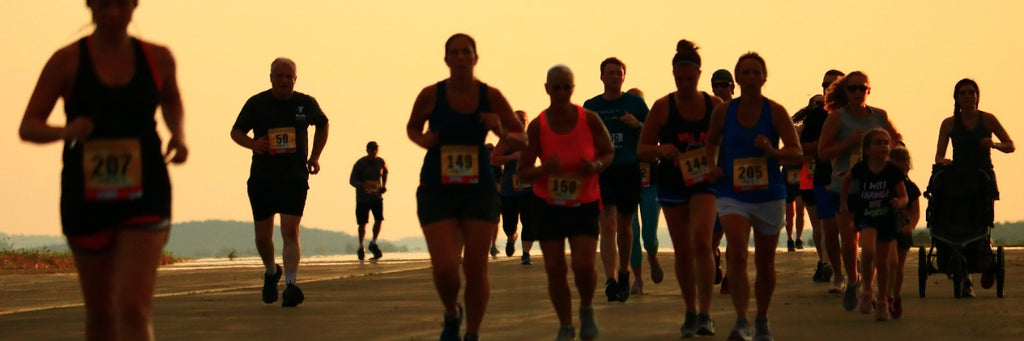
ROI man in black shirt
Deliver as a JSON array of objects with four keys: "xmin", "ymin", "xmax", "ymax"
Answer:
[
  {"xmin": 230, "ymin": 57, "xmax": 330, "ymax": 307},
  {"xmin": 350, "ymin": 141, "xmax": 388, "ymax": 260}
]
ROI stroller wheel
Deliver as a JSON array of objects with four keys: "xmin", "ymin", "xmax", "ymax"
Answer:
[
  {"xmin": 996, "ymin": 246, "xmax": 1005, "ymax": 298},
  {"xmin": 918, "ymin": 247, "xmax": 928, "ymax": 298},
  {"xmin": 952, "ymin": 255, "xmax": 968, "ymax": 299}
]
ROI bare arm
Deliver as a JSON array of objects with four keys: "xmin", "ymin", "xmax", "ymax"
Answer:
[
  {"xmin": 891, "ymin": 181, "xmax": 909, "ymax": 211},
  {"xmin": 307, "ymin": 123, "xmax": 328, "ymax": 174},
  {"xmin": 149, "ymin": 43, "xmax": 187, "ymax": 164},
  {"xmin": 935, "ymin": 117, "xmax": 953, "ymax": 164},
  {"xmin": 19, "ymin": 47, "xmax": 78, "ymax": 144},
  {"xmin": 637, "ymin": 96, "xmax": 669, "ymax": 162},
  {"xmin": 818, "ymin": 113, "xmax": 859, "ymax": 161},
  {"xmin": 381, "ymin": 160, "xmax": 388, "ymax": 187},
  {"xmin": 349, "ymin": 159, "xmax": 362, "ymax": 188},
  {"xmin": 986, "ymin": 113, "xmax": 1015, "ymax": 153},
  {"xmin": 585, "ymin": 110, "xmax": 615, "ymax": 174},
  {"xmin": 768, "ymin": 101, "xmax": 803, "ymax": 165},
  {"xmin": 487, "ymin": 87, "xmax": 527, "ymax": 149},
  {"xmin": 407, "ymin": 86, "xmax": 438, "ymax": 149},
  {"xmin": 905, "ymin": 199, "xmax": 921, "ymax": 234},
  {"xmin": 839, "ymin": 171, "xmax": 853, "ymax": 214},
  {"xmin": 704, "ymin": 102, "xmax": 728, "ymax": 180},
  {"xmin": 517, "ymin": 120, "xmax": 547, "ymax": 182}
]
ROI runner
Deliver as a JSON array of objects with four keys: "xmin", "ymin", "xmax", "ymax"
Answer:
[
  {"xmin": 805, "ymin": 70, "xmax": 844, "ymax": 289},
  {"xmin": 705, "ymin": 52, "xmax": 802, "ymax": 341},
  {"xmin": 888, "ymin": 146, "xmax": 919, "ymax": 319},
  {"xmin": 406, "ymin": 33, "xmax": 524, "ymax": 341},
  {"xmin": 583, "ymin": 57, "xmax": 649, "ymax": 303},
  {"xmin": 490, "ymin": 110, "xmax": 536, "ymax": 265},
  {"xmin": 637, "ymin": 40, "xmax": 723, "ymax": 338},
  {"xmin": 350, "ymin": 141, "xmax": 388, "ymax": 260},
  {"xmin": 18, "ymin": 0, "xmax": 187, "ymax": 338},
  {"xmin": 519, "ymin": 64, "xmax": 612, "ymax": 341},
  {"xmin": 625, "ymin": 88, "xmax": 664, "ymax": 295},
  {"xmin": 231, "ymin": 57, "xmax": 330, "ymax": 307}
]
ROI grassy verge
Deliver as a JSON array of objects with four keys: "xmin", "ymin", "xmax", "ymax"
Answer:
[{"xmin": 0, "ymin": 248, "xmax": 182, "ymax": 271}]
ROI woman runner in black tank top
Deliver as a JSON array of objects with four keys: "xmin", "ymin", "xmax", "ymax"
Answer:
[
  {"xmin": 18, "ymin": 1, "xmax": 187, "ymax": 339},
  {"xmin": 405, "ymin": 33, "xmax": 524, "ymax": 341},
  {"xmin": 637, "ymin": 39, "xmax": 723, "ymax": 337}
]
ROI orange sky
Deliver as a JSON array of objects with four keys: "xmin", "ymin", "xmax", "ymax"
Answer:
[{"xmin": 1, "ymin": 1, "xmax": 1020, "ymax": 239}]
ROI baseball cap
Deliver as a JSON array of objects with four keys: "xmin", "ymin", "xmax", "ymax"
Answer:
[
  {"xmin": 711, "ymin": 69, "xmax": 733, "ymax": 84},
  {"xmin": 367, "ymin": 141, "xmax": 378, "ymax": 149}
]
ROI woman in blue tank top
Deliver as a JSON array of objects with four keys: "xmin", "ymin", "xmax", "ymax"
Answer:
[
  {"xmin": 818, "ymin": 71, "xmax": 901, "ymax": 311},
  {"xmin": 704, "ymin": 52, "xmax": 803, "ymax": 341},
  {"xmin": 405, "ymin": 33, "xmax": 525, "ymax": 341},
  {"xmin": 18, "ymin": 1, "xmax": 187, "ymax": 339}
]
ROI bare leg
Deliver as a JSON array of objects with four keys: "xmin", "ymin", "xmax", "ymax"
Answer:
[
  {"xmin": 752, "ymin": 228, "xmax": 780, "ymax": 319},
  {"xmin": 280, "ymin": 214, "xmax": 302, "ymax": 278},
  {"xmin": 253, "ymin": 216, "xmax": 276, "ymax": 270},
  {"xmin": 461, "ymin": 219, "xmax": 495, "ymax": 335},
  {"xmin": 422, "ymin": 219, "xmax": 462, "ymax": 316},
  {"xmin": 664, "ymin": 204, "xmax": 696, "ymax": 313},
  {"xmin": 541, "ymin": 240, "xmax": 572, "ymax": 325},
  {"xmin": 722, "ymin": 214, "xmax": 753, "ymax": 320},
  {"xmin": 72, "ymin": 246, "xmax": 116, "ymax": 341},
  {"xmin": 113, "ymin": 229, "xmax": 170, "ymax": 341},
  {"xmin": 570, "ymin": 235, "xmax": 599, "ymax": 308},
  {"xmin": 599, "ymin": 209, "xmax": 618, "ymax": 280}
]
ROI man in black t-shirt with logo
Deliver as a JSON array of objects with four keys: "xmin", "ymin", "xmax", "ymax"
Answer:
[
  {"xmin": 231, "ymin": 57, "xmax": 329, "ymax": 307},
  {"xmin": 350, "ymin": 141, "xmax": 388, "ymax": 261}
]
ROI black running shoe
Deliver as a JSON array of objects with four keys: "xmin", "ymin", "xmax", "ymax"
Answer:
[
  {"xmin": 262, "ymin": 264, "xmax": 282, "ymax": 304},
  {"xmin": 787, "ymin": 239, "xmax": 795, "ymax": 252},
  {"xmin": 441, "ymin": 304, "xmax": 463, "ymax": 341},
  {"xmin": 617, "ymin": 271, "xmax": 631, "ymax": 302},
  {"xmin": 605, "ymin": 278, "xmax": 618, "ymax": 302},
  {"xmin": 795, "ymin": 239, "xmax": 804, "ymax": 250},
  {"xmin": 812, "ymin": 261, "xmax": 823, "ymax": 282},
  {"xmin": 357, "ymin": 247, "xmax": 365, "ymax": 261},
  {"xmin": 505, "ymin": 239, "xmax": 515, "ymax": 257},
  {"xmin": 281, "ymin": 283, "xmax": 304, "ymax": 307},
  {"xmin": 368, "ymin": 242, "xmax": 383, "ymax": 260}
]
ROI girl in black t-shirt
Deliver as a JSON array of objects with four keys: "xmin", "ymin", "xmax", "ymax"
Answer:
[
  {"xmin": 840, "ymin": 129, "xmax": 908, "ymax": 321},
  {"xmin": 887, "ymin": 147, "xmax": 919, "ymax": 319}
]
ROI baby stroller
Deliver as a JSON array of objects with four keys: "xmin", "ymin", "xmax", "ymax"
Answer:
[{"xmin": 918, "ymin": 164, "xmax": 1005, "ymax": 298}]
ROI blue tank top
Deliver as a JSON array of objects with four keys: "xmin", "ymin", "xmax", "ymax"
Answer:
[
  {"xmin": 715, "ymin": 98, "xmax": 785, "ymax": 203},
  {"xmin": 418, "ymin": 81, "xmax": 495, "ymax": 188}
]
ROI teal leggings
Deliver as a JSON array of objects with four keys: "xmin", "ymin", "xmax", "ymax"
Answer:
[{"xmin": 630, "ymin": 185, "xmax": 661, "ymax": 269}]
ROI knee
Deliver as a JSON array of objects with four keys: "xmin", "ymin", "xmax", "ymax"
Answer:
[
  {"xmin": 118, "ymin": 300, "xmax": 152, "ymax": 328},
  {"xmin": 281, "ymin": 230, "xmax": 300, "ymax": 243},
  {"xmin": 727, "ymin": 249, "xmax": 748, "ymax": 265}
]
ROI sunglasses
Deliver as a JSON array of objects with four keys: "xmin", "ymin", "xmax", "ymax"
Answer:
[
  {"xmin": 548, "ymin": 84, "xmax": 574, "ymax": 91},
  {"xmin": 846, "ymin": 84, "xmax": 870, "ymax": 93},
  {"xmin": 712, "ymin": 82, "xmax": 732, "ymax": 88},
  {"xmin": 814, "ymin": 101, "xmax": 824, "ymax": 108},
  {"xmin": 822, "ymin": 82, "xmax": 833, "ymax": 89}
]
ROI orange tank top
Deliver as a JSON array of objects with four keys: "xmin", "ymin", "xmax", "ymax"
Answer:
[{"xmin": 533, "ymin": 105, "xmax": 601, "ymax": 207}]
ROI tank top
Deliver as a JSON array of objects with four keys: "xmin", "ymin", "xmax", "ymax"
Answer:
[
  {"xmin": 830, "ymin": 106, "xmax": 888, "ymax": 193},
  {"xmin": 657, "ymin": 92, "xmax": 713, "ymax": 192},
  {"xmin": 533, "ymin": 106, "xmax": 601, "ymax": 206},
  {"xmin": 951, "ymin": 113, "xmax": 993, "ymax": 169},
  {"xmin": 715, "ymin": 98, "xmax": 785, "ymax": 203},
  {"xmin": 500, "ymin": 158, "xmax": 532, "ymax": 196},
  {"xmin": 61, "ymin": 37, "xmax": 171, "ymax": 235},
  {"xmin": 418, "ymin": 81, "xmax": 495, "ymax": 188}
]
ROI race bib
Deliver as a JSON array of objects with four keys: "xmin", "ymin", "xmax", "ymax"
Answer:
[
  {"xmin": 441, "ymin": 145, "xmax": 479, "ymax": 184},
  {"xmin": 678, "ymin": 148, "xmax": 710, "ymax": 186},
  {"xmin": 639, "ymin": 163, "xmax": 651, "ymax": 188},
  {"xmin": 733, "ymin": 157, "xmax": 768, "ymax": 192},
  {"xmin": 83, "ymin": 138, "xmax": 143, "ymax": 201},
  {"xmin": 268, "ymin": 127, "xmax": 297, "ymax": 155},
  {"xmin": 512, "ymin": 174, "xmax": 531, "ymax": 191},
  {"xmin": 786, "ymin": 168, "xmax": 800, "ymax": 185},
  {"xmin": 610, "ymin": 132, "xmax": 624, "ymax": 148},
  {"xmin": 364, "ymin": 180, "xmax": 382, "ymax": 194},
  {"xmin": 548, "ymin": 175, "xmax": 581, "ymax": 207},
  {"xmin": 807, "ymin": 161, "xmax": 816, "ymax": 177}
]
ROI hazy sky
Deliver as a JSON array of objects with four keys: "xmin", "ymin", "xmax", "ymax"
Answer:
[{"xmin": 2, "ymin": 1, "xmax": 1020, "ymax": 239}]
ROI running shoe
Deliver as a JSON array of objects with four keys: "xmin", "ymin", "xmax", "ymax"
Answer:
[
  {"xmin": 827, "ymin": 276, "xmax": 845, "ymax": 294},
  {"xmin": 463, "ymin": 334, "xmax": 479, "ymax": 341},
  {"xmin": 630, "ymin": 279, "xmax": 644, "ymax": 295},
  {"xmin": 964, "ymin": 279, "xmax": 976, "ymax": 298},
  {"xmin": 281, "ymin": 283, "xmax": 304, "ymax": 307},
  {"xmin": 720, "ymin": 276, "xmax": 730, "ymax": 295},
  {"xmin": 843, "ymin": 280, "xmax": 859, "ymax": 311},
  {"xmin": 521, "ymin": 253, "xmax": 532, "ymax": 265},
  {"xmin": 357, "ymin": 247, "xmax": 365, "ymax": 261},
  {"xmin": 875, "ymin": 298, "xmax": 890, "ymax": 321},
  {"xmin": 820, "ymin": 263, "xmax": 834, "ymax": 283},
  {"xmin": 505, "ymin": 240, "xmax": 515, "ymax": 257},
  {"xmin": 368, "ymin": 241, "xmax": 383, "ymax": 260},
  {"xmin": 753, "ymin": 318, "xmax": 773, "ymax": 341},
  {"xmin": 604, "ymin": 278, "xmax": 618, "ymax": 302},
  {"xmin": 696, "ymin": 313, "xmax": 716, "ymax": 336},
  {"xmin": 489, "ymin": 244, "xmax": 499, "ymax": 259},
  {"xmin": 579, "ymin": 305, "xmax": 599, "ymax": 340},
  {"xmin": 650, "ymin": 257, "xmax": 664, "ymax": 284},
  {"xmin": 857, "ymin": 290, "xmax": 874, "ymax": 314},
  {"xmin": 891, "ymin": 296, "xmax": 903, "ymax": 319},
  {"xmin": 812, "ymin": 261, "xmax": 823, "ymax": 282},
  {"xmin": 981, "ymin": 270, "xmax": 995, "ymax": 289},
  {"xmin": 727, "ymin": 317, "xmax": 752, "ymax": 341},
  {"xmin": 714, "ymin": 249, "xmax": 723, "ymax": 284},
  {"xmin": 616, "ymin": 271, "xmax": 631, "ymax": 302},
  {"xmin": 555, "ymin": 325, "xmax": 575, "ymax": 341},
  {"xmin": 441, "ymin": 304, "xmax": 463, "ymax": 341},
  {"xmin": 787, "ymin": 239, "xmax": 795, "ymax": 252},
  {"xmin": 680, "ymin": 312, "xmax": 698, "ymax": 338},
  {"xmin": 262, "ymin": 264, "xmax": 282, "ymax": 304},
  {"xmin": 795, "ymin": 239, "xmax": 804, "ymax": 250}
]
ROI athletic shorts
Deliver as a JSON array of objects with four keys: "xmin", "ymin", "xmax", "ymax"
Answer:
[
  {"xmin": 855, "ymin": 216, "xmax": 899, "ymax": 242},
  {"xmin": 66, "ymin": 215, "xmax": 170, "ymax": 252},
  {"xmin": 716, "ymin": 198, "xmax": 785, "ymax": 236},
  {"xmin": 531, "ymin": 196, "xmax": 600, "ymax": 241},
  {"xmin": 800, "ymin": 189, "xmax": 816, "ymax": 206},
  {"xmin": 785, "ymin": 184, "xmax": 800, "ymax": 203},
  {"xmin": 814, "ymin": 186, "xmax": 839, "ymax": 219},
  {"xmin": 657, "ymin": 184, "xmax": 715, "ymax": 207},
  {"xmin": 896, "ymin": 232, "xmax": 914, "ymax": 251},
  {"xmin": 598, "ymin": 163, "xmax": 641, "ymax": 215},
  {"xmin": 502, "ymin": 194, "xmax": 538, "ymax": 242},
  {"xmin": 247, "ymin": 179, "xmax": 308, "ymax": 221},
  {"xmin": 416, "ymin": 185, "xmax": 500, "ymax": 225},
  {"xmin": 356, "ymin": 200, "xmax": 384, "ymax": 225}
]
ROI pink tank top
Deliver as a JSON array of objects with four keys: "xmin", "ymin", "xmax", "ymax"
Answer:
[{"xmin": 533, "ymin": 105, "xmax": 601, "ymax": 206}]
